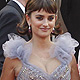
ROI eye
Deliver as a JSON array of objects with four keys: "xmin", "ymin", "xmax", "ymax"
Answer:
[
  {"xmin": 48, "ymin": 16, "xmax": 54, "ymax": 21},
  {"xmin": 36, "ymin": 16, "xmax": 43, "ymax": 20}
]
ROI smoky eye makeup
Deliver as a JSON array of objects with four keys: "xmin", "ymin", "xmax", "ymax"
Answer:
[
  {"xmin": 36, "ymin": 16, "xmax": 43, "ymax": 20},
  {"xmin": 35, "ymin": 14, "xmax": 55, "ymax": 21},
  {"xmin": 48, "ymin": 15, "xmax": 55, "ymax": 21},
  {"xmin": 35, "ymin": 15, "xmax": 44, "ymax": 20}
]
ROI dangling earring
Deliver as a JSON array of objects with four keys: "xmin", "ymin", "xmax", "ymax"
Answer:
[
  {"xmin": 28, "ymin": 24, "xmax": 31, "ymax": 32},
  {"xmin": 29, "ymin": 25, "xmax": 30, "ymax": 30},
  {"xmin": 51, "ymin": 27, "xmax": 55, "ymax": 34},
  {"xmin": 53, "ymin": 27, "xmax": 55, "ymax": 31}
]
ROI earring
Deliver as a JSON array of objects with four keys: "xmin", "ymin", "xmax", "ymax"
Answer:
[
  {"xmin": 51, "ymin": 27, "xmax": 55, "ymax": 34},
  {"xmin": 53, "ymin": 27, "xmax": 55, "ymax": 30},
  {"xmin": 29, "ymin": 26, "xmax": 31, "ymax": 30},
  {"xmin": 28, "ymin": 24, "xmax": 31, "ymax": 32}
]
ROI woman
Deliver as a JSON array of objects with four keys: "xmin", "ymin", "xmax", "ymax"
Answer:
[{"xmin": 1, "ymin": 0, "xmax": 79, "ymax": 80}]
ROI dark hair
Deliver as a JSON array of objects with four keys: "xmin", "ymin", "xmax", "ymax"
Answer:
[
  {"xmin": 26, "ymin": 0, "xmax": 57, "ymax": 15},
  {"xmin": 51, "ymin": 22, "xmax": 63, "ymax": 36},
  {"xmin": 17, "ymin": 0, "xmax": 62, "ymax": 39}
]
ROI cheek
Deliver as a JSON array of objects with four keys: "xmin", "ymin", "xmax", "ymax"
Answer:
[
  {"xmin": 49, "ymin": 22, "xmax": 55, "ymax": 28},
  {"xmin": 31, "ymin": 19, "xmax": 42, "ymax": 29}
]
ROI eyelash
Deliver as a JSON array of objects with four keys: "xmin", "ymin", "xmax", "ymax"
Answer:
[
  {"xmin": 48, "ymin": 17, "xmax": 54, "ymax": 21},
  {"xmin": 36, "ymin": 16, "xmax": 54, "ymax": 21},
  {"xmin": 36, "ymin": 17, "xmax": 43, "ymax": 20}
]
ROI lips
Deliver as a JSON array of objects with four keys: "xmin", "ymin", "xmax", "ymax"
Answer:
[{"xmin": 40, "ymin": 28, "xmax": 50, "ymax": 32}]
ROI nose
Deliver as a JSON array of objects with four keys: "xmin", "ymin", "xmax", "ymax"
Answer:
[{"xmin": 43, "ymin": 19, "xmax": 48, "ymax": 27}]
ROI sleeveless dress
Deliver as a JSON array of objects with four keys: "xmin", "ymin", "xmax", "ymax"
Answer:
[{"xmin": 2, "ymin": 32, "xmax": 79, "ymax": 80}]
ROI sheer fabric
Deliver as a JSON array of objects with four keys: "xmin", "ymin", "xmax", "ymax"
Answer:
[{"xmin": 3, "ymin": 32, "xmax": 79, "ymax": 80}]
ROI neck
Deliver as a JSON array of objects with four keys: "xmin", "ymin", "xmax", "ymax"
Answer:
[
  {"xmin": 17, "ymin": 0, "xmax": 27, "ymax": 7},
  {"xmin": 30, "ymin": 35, "xmax": 53, "ymax": 59},
  {"xmin": 31, "ymin": 35, "xmax": 52, "ymax": 49}
]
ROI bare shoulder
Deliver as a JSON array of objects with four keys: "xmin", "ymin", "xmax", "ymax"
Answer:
[
  {"xmin": 70, "ymin": 54, "xmax": 79, "ymax": 80},
  {"xmin": 70, "ymin": 54, "xmax": 77, "ymax": 66},
  {"xmin": 1, "ymin": 57, "xmax": 22, "ymax": 80},
  {"xmin": 70, "ymin": 54, "xmax": 78, "ymax": 71},
  {"xmin": 3, "ymin": 57, "xmax": 22, "ymax": 70}
]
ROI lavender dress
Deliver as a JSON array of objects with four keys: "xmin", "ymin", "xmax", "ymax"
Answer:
[{"xmin": 3, "ymin": 32, "xmax": 79, "ymax": 80}]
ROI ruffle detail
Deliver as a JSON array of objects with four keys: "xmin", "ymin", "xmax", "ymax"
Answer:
[
  {"xmin": 2, "ymin": 33, "xmax": 27, "ymax": 60},
  {"xmin": 3, "ymin": 32, "xmax": 79, "ymax": 65},
  {"xmin": 50, "ymin": 32, "xmax": 79, "ymax": 64}
]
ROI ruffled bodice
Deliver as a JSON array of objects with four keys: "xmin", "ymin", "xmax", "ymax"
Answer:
[{"xmin": 2, "ymin": 32, "xmax": 79, "ymax": 80}]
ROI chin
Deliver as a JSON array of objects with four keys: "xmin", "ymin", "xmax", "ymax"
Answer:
[
  {"xmin": 33, "ymin": 31, "xmax": 51, "ymax": 38},
  {"xmin": 38, "ymin": 34, "xmax": 50, "ymax": 38}
]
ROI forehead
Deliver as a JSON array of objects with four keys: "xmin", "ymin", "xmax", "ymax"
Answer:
[{"xmin": 31, "ymin": 9, "xmax": 55, "ymax": 16}]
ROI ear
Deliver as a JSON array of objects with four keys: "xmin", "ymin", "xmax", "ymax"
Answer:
[
  {"xmin": 55, "ymin": 15, "xmax": 57, "ymax": 21},
  {"xmin": 26, "ymin": 14, "xmax": 31, "ymax": 26}
]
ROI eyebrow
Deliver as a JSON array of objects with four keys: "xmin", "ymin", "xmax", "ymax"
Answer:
[
  {"xmin": 35, "ymin": 15, "xmax": 44, "ymax": 17},
  {"xmin": 35, "ymin": 14, "xmax": 55, "ymax": 17}
]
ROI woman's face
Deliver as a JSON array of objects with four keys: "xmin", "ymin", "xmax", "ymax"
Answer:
[{"xmin": 26, "ymin": 9, "xmax": 56, "ymax": 38}]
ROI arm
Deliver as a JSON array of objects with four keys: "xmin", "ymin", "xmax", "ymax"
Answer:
[
  {"xmin": 70, "ymin": 54, "xmax": 80, "ymax": 80},
  {"xmin": 0, "ymin": 58, "xmax": 15, "ymax": 80},
  {"xmin": 78, "ymin": 50, "xmax": 80, "ymax": 77}
]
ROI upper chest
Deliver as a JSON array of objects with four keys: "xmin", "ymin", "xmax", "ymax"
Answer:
[
  {"xmin": 14, "ymin": 55, "xmax": 71, "ymax": 80},
  {"xmin": 16, "ymin": 62, "xmax": 71, "ymax": 80},
  {"xmin": 29, "ymin": 53, "xmax": 63, "ymax": 74}
]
